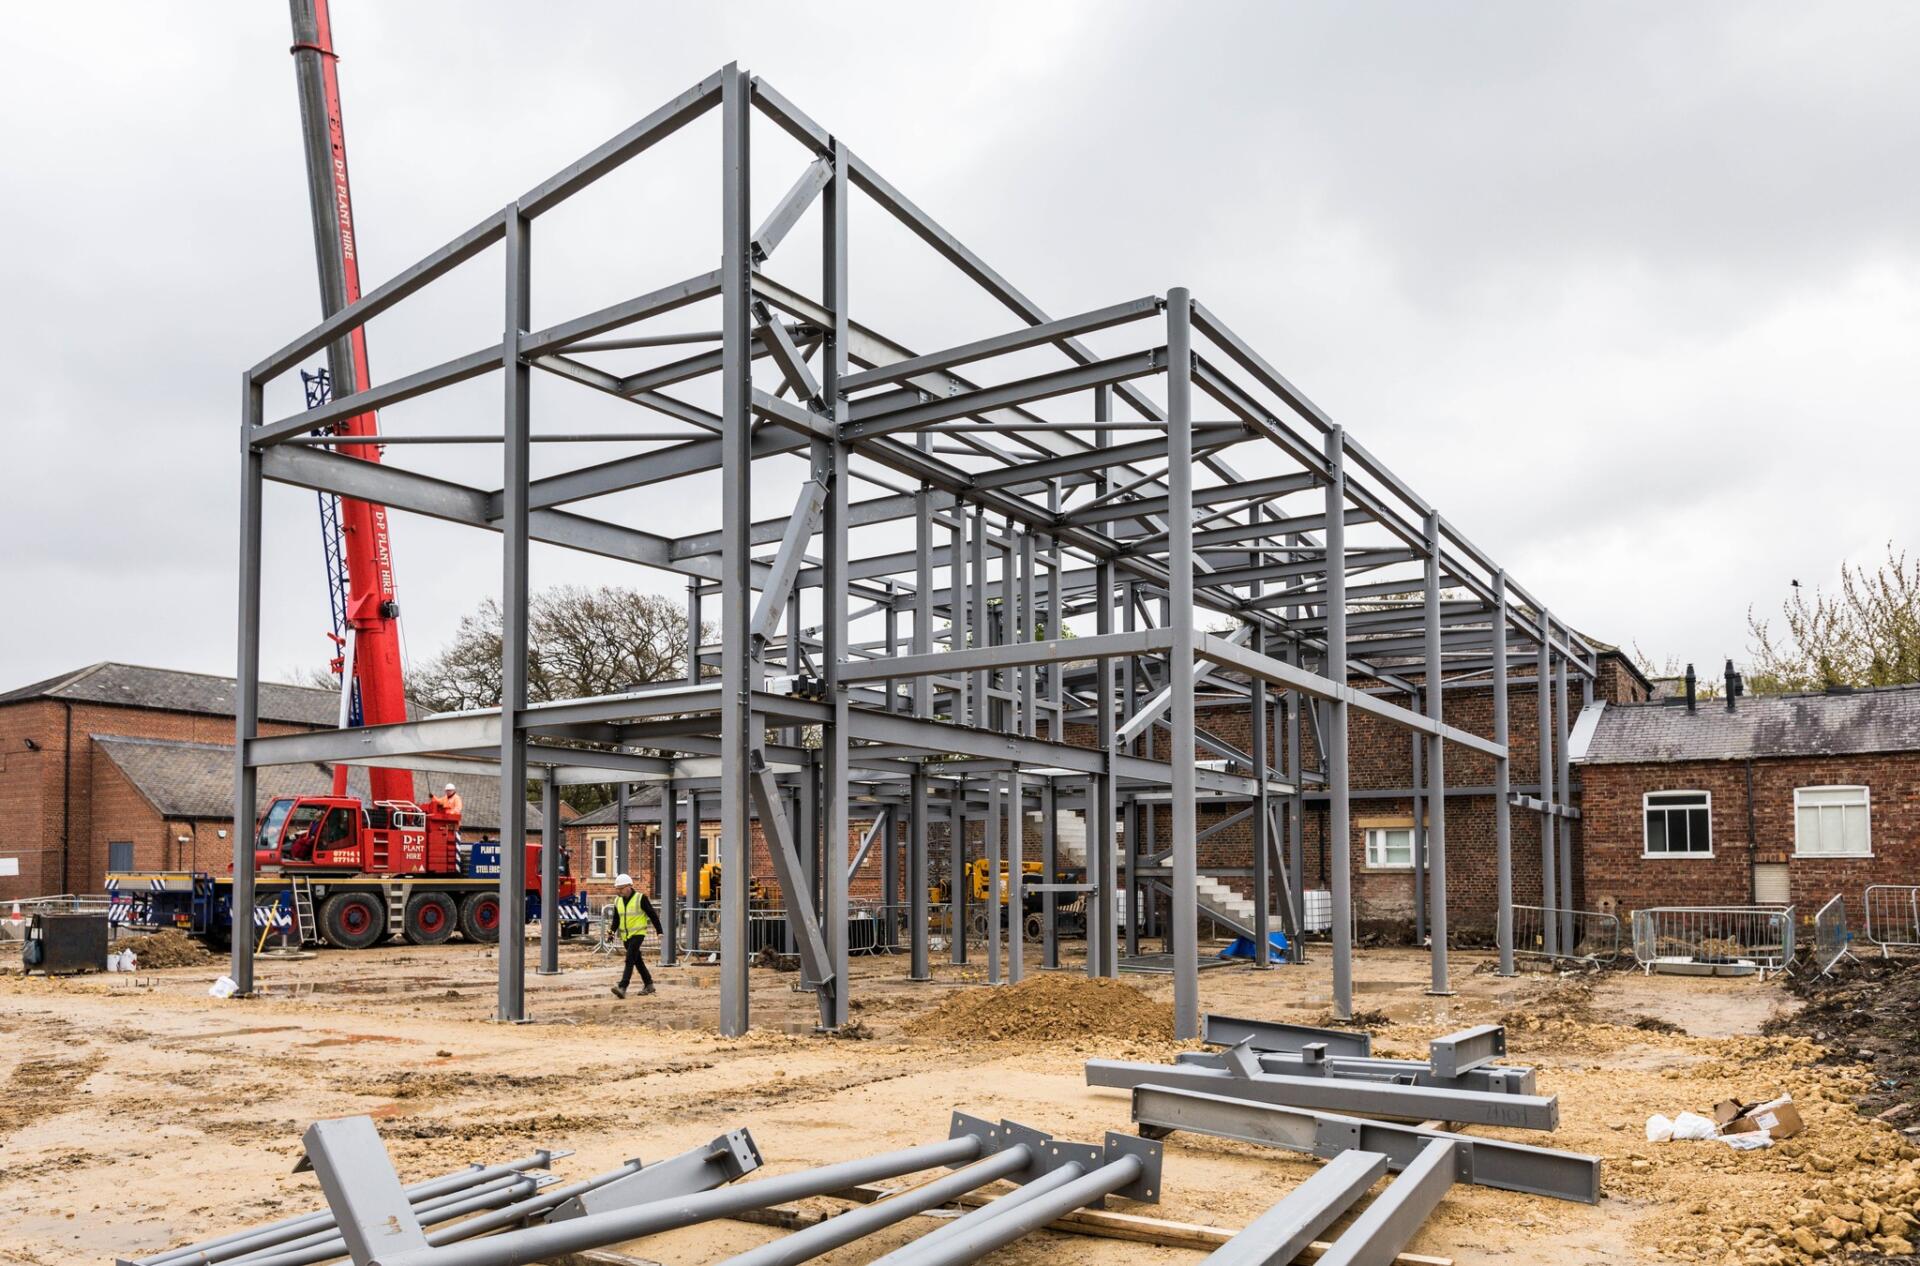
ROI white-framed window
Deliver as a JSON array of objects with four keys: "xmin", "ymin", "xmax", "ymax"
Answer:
[
  {"xmin": 1795, "ymin": 786, "xmax": 1872, "ymax": 857},
  {"xmin": 1643, "ymin": 790, "xmax": 1712, "ymax": 857},
  {"xmin": 1364, "ymin": 827, "xmax": 1414, "ymax": 870},
  {"xmin": 590, "ymin": 834, "xmax": 611, "ymax": 878}
]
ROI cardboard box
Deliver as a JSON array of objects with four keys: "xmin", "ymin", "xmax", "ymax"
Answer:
[{"xmin": 1713, "ymin": 1094, "xmax": 1804, "ymax": 1140}]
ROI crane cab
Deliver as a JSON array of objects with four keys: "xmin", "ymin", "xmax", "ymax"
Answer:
[{"xmin": 254, "ymin": 795, "xmax": 457, "ymax": 875}]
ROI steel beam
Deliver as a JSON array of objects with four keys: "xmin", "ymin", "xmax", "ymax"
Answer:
[
  {"xmin": 1084, "ymin": 1058, "xmax": 1559, "ymax": 1130},
  {"xmin": 1315, "ymin": 1138, "xmax": 1456, "ymax": 1266},
  {"xmin": 1199, "ymin": 1149, "xmax": 1387, "ymax": 1266},
  {"xmin": 548, "ymin": 1132, "xmax": 761, "ymax": 1219},
  {"xmin": 1204, "ymin": 1014, "xmax": 1372, "ymax": 1058},
  {"xmin": 1130, "ymin": 1085, "xmax": 1600, "ymax": 1203},
  {"xmin": 1428, "ymin": 1025, "xmax": 1507, "ymax": 1079}
]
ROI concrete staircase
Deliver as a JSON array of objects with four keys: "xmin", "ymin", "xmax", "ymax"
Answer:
[{"xmin": 1036, "ymin": 809, "xmax": 1261, "ymax": 938}]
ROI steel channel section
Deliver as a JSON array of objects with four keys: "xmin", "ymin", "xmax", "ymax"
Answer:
[
  {"xmin": 1428, "ymin": 1025, "xmax": 1507, "ymax": 1080},
  {"xmin": 1129, "ymin": 1085, "xmax": 1600, "ymax": 1204},
  {"xmin": 1085, "ymin": 1059, "xmax": 1559, "ymax": 1130},
  {"xmin": 1199, "ymin": 1149, "xmax": 1388, "ymax": 1266},
  {"xmin": 1166, "ymin": 288, "xmax": 1199, "ymax": 1040},
  {"xmin": 820, "ymin": 136, "xmax": 853, "ymax": 1028},
  {"xmin": 1313, "ymin": 1138, "xmax": 1457, "ymax": 1266},
  {"xmin": 369, "ymin": 1135, "xmax": 992, "ymax": 1266}
]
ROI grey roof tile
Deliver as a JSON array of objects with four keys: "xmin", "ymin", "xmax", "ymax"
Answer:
[{"xmin": 1580, "ymin": 685, "xmax": 1920, "ymax": 764}]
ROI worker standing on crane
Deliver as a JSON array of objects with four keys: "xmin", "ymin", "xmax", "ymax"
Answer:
[{"xmin": 608, "ymin": 874, "xmax": 659, "ymax": 999}]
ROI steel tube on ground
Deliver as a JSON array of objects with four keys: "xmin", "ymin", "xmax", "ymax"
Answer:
[
  {"xmin": 872, "ymin": 1163, "xmax": 1085, "ymax": 1266},
  {"xmin": 225, "ymin": 1176, "xmax": 534, "ymax": 1264},
  {"xmin": 225, "ymin": 1178, "xmax": 542, "ymax": 1266},
  {"xmin": 377, "ymin": 1136, "xmax": 985, "ymax": 1266},
  {"xmin": 143, "ymin": 1154, "xmax": 554, "ymax": 1266},
  {"xmin": 423, "ymin": 1160, "xmax": 644, "ymax": 1246},
  {"xmin": 881, "ymin": 1155, "xmax": 1143, "ymax": 1266},
  {"xmin": 715, "ymin": 1146, "xmax": 1033, "ymax": 1266}
]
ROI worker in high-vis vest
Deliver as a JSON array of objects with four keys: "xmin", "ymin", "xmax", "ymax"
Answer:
[{"xmin": 609, "ymin": 874, "xmax": 660, "ymax": 999}]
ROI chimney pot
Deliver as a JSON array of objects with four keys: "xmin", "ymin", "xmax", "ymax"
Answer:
[{"xmin": 1685, "ymin": 663, "xmax": 1697, "ymax": 714}]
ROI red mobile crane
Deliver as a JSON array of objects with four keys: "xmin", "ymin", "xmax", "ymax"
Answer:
[
  {"xmin": 235, "ymin": 2, "xmax": 572, "ymax": 942},
  {"xmin": 105, "ymin": 4, "xmax": 576, "ymax": 950}
]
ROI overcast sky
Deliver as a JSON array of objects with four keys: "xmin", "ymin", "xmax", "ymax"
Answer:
[{"xmin": 4, "ymin": 2, "xmax": 1917, "ymax": 693}]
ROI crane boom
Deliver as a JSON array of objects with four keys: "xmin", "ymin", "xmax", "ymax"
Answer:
[{"xmin": 287, "ymin": 0, "xmax": 412, "ymax": 805}]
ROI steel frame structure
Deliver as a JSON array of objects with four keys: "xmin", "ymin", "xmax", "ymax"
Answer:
[{"xmin": 233, "ymin": 64, "xmax": 1599, "ymax": 1037}]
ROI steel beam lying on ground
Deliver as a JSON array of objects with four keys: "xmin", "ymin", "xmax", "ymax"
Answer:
[
  {"xmin": 1203, "ymin": 1013, "xmax": 1373, "ymax": 1059},
  {"xmin": 870, "ymin": 1127, "xmax": 1163, "ymax": 1266},
  {"xmin": 126, "ymin": 1151, "xmax": 561, "ymax": 1266},
  {"xmin": 1199, "ymin": 1149, "xmax": 1388, "ymax": 1266},
  {"xmin": 1088, "ymin": 1058, "xmax": 1559, "ymax": 1130},
  {"xmin": 548, "ymin": 1131, "xmax": 761, "ymax": 1219},
  {"xmin": 1175, "ymin": 1047, "xmax": 1536, "ymax": 1096},
  {"xmin": 1427, "ymin": 1025, "xmax": 1507, "ymax": 1080},
  {"xmin": 1131, "ymin": 1085, "xmax": 1601, "ymax": 1203},
  {"xmin": 1316, "ymin": 1139, "xmax": 1457, "ymax": 1266}
]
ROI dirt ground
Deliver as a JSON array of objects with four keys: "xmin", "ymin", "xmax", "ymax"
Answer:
[{"xmin": 2, "ymin": 939, "xmax": 1917, "ymax": 1266}]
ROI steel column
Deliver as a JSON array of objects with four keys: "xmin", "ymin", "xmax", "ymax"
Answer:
[
  {"xmin": 496, "ymin": 206, "xmax": 531, "ymax": 1024},
  {"xmin": 717, "ymin": 65, "xmax": 752, "ymax": 1034},
  {"xmin": 232, "ymin": 376, "xmax": 263, "ymax": 997},
  {"xmin": 538, "ymin": 767, "xmax": 559, "ymax": 975},
  {"xmin": 1324, "ymin": 427, "xmax": 1353, "ymax": 1020},
  {"xmin": 1423, "ymin": 512, "xmax": 1450, "ymax": 995},
  {"xmin": 1536, "ymin": 610, "xmax": 1557, "ymax": 957},
  {"xmin": 1167, "ymin": 288, "xmax": 1199, "ymax": 1039},
  {"xmin": 1492, "ymin": 572, "xmax": 1514, "ymax": 975}
]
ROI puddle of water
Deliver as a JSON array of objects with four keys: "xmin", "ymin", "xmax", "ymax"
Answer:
[
  {"xmin": 1354, "ymin": 980, "xmax": 1427, "ymax": 993},
  {"xmin": 303, "ymin": 1031, "xmax": 411, "ymax": 1047}
]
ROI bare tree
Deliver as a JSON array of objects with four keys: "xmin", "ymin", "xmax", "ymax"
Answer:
[
  {"xmin": 1747, "ymin": 544, "xmax": 1920, "ymax": 692},
  {"xmin": 408, "ymin": 586, "xmax": 697, "ymax": 713}
]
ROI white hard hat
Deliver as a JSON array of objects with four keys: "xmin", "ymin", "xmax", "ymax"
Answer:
[
  {"xmin": 444, "ymin": 782, "xmax": 457, "ymax": 792},
  {"xmin": 615, "ymin": 873, "xmax": 633, "ymax": 887}
]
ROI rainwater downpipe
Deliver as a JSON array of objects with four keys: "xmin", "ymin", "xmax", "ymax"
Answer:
[
  {"xmin": 1745, "ymin": 758, "xmax": 1757, "ymax": 904},
  {"xmin": 61, "ymin": 701, "xmax": 74, "ymax": 893}
]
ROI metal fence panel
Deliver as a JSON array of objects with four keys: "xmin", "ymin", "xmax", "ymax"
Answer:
[
  {"xmin": 1864, "ymin": 885, "xmax": 1920, "ymax": 957},
  {"xmin": 1630, "ymin": 905, "xmax": 1796, "ymax": 977},
  {"xmin": 1811, "ymin": 894, "xmax": 1855, "ymax": 977},
  {"xmin": 1511, "ymin": 905, "xmax": 1619, "ymax": 965}
]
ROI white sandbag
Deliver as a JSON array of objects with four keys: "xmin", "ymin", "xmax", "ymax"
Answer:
[{"xmin": 1645, "ymin": 1114, "xmax": 1675, "ymax": 1142}]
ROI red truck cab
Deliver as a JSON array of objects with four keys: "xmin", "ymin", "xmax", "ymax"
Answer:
[{"xmin": 254, "ymin": 795, "xmax": 461, "ymax": 875}]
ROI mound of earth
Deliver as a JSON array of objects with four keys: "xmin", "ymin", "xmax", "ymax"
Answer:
[
  {"xmin": 122, "ymin": 930, "xmax": 216, "ymax": 969},
  {"xmin": 1774, "ymin": 954, "xmax": 1920, "ymax": 1119},
  {"xmin": 907, "ymin": 973, "xmax": 1172, "ymax": 1042}
]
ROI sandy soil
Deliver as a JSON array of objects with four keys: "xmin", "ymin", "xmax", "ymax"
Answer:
[{"xmin": 0, "ymin": 940, "xmax": 1912, "ymax": 1266}]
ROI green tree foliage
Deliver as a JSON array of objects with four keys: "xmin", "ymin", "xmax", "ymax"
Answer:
[
  {"xmin": 1746, "ymin": 545, "xmax": 1920, "ymax": 692},
  {"xmin": 406, "ymin": 586, "xmax": 702, "ymax": 812}
]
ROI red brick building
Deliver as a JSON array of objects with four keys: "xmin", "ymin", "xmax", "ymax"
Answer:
[
  {"xmin": 0, "ymin": 663, "xmax": 537, "ymax": 902},
  {"xmin": 1574, "ymin": 684, "xmax": 1920, "ymax": 918}
]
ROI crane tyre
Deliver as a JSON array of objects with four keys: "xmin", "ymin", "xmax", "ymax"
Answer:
[
  {"xmin": 404, "ymin": 892, "xmax": 457, "ymax": 945},
  {"xmin": 460, "ymin": 892, "xmax": 502, "ymax": 943},
  {"xmin": 1023, "ymin": 912, "xmax": 1044, "ymax": 942},
  {"xmin": 320, "ymin": 892, "xmax": 383, "ymax": 950}
]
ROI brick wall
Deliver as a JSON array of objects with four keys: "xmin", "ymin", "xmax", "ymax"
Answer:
[
  {"xmin": 0, "ymin": 698, "xmax": 321, "ymax": 902},
  {"xmin": 1582, "ymin": 752, "xmax": 1920, "ymax": 916}
]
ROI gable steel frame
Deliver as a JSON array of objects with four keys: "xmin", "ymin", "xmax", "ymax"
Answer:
[{"xmin": 233, "ymin": 63, "xmax": 1597, "ymax": 1038}]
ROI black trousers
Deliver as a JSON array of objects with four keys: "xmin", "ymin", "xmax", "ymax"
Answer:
[{"xmin": 619, "ymin": 934, "xmax": 654, "ymax": 990}]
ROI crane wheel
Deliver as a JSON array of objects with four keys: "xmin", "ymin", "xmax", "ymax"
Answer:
[
  {"xmin": 404, "ymin": 893, "xmax": 457, "ymax": 945},
  {"xmin": 460, "ymin": 893, "xmax": 502, "ymax": 943},
  {"xmin": 320, "ymin": 892, "xmax": 384, "ymax": 950},
  {"xmin": 1023, "ymin": 912, "xmax": 1044, "ymax": 942}
]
